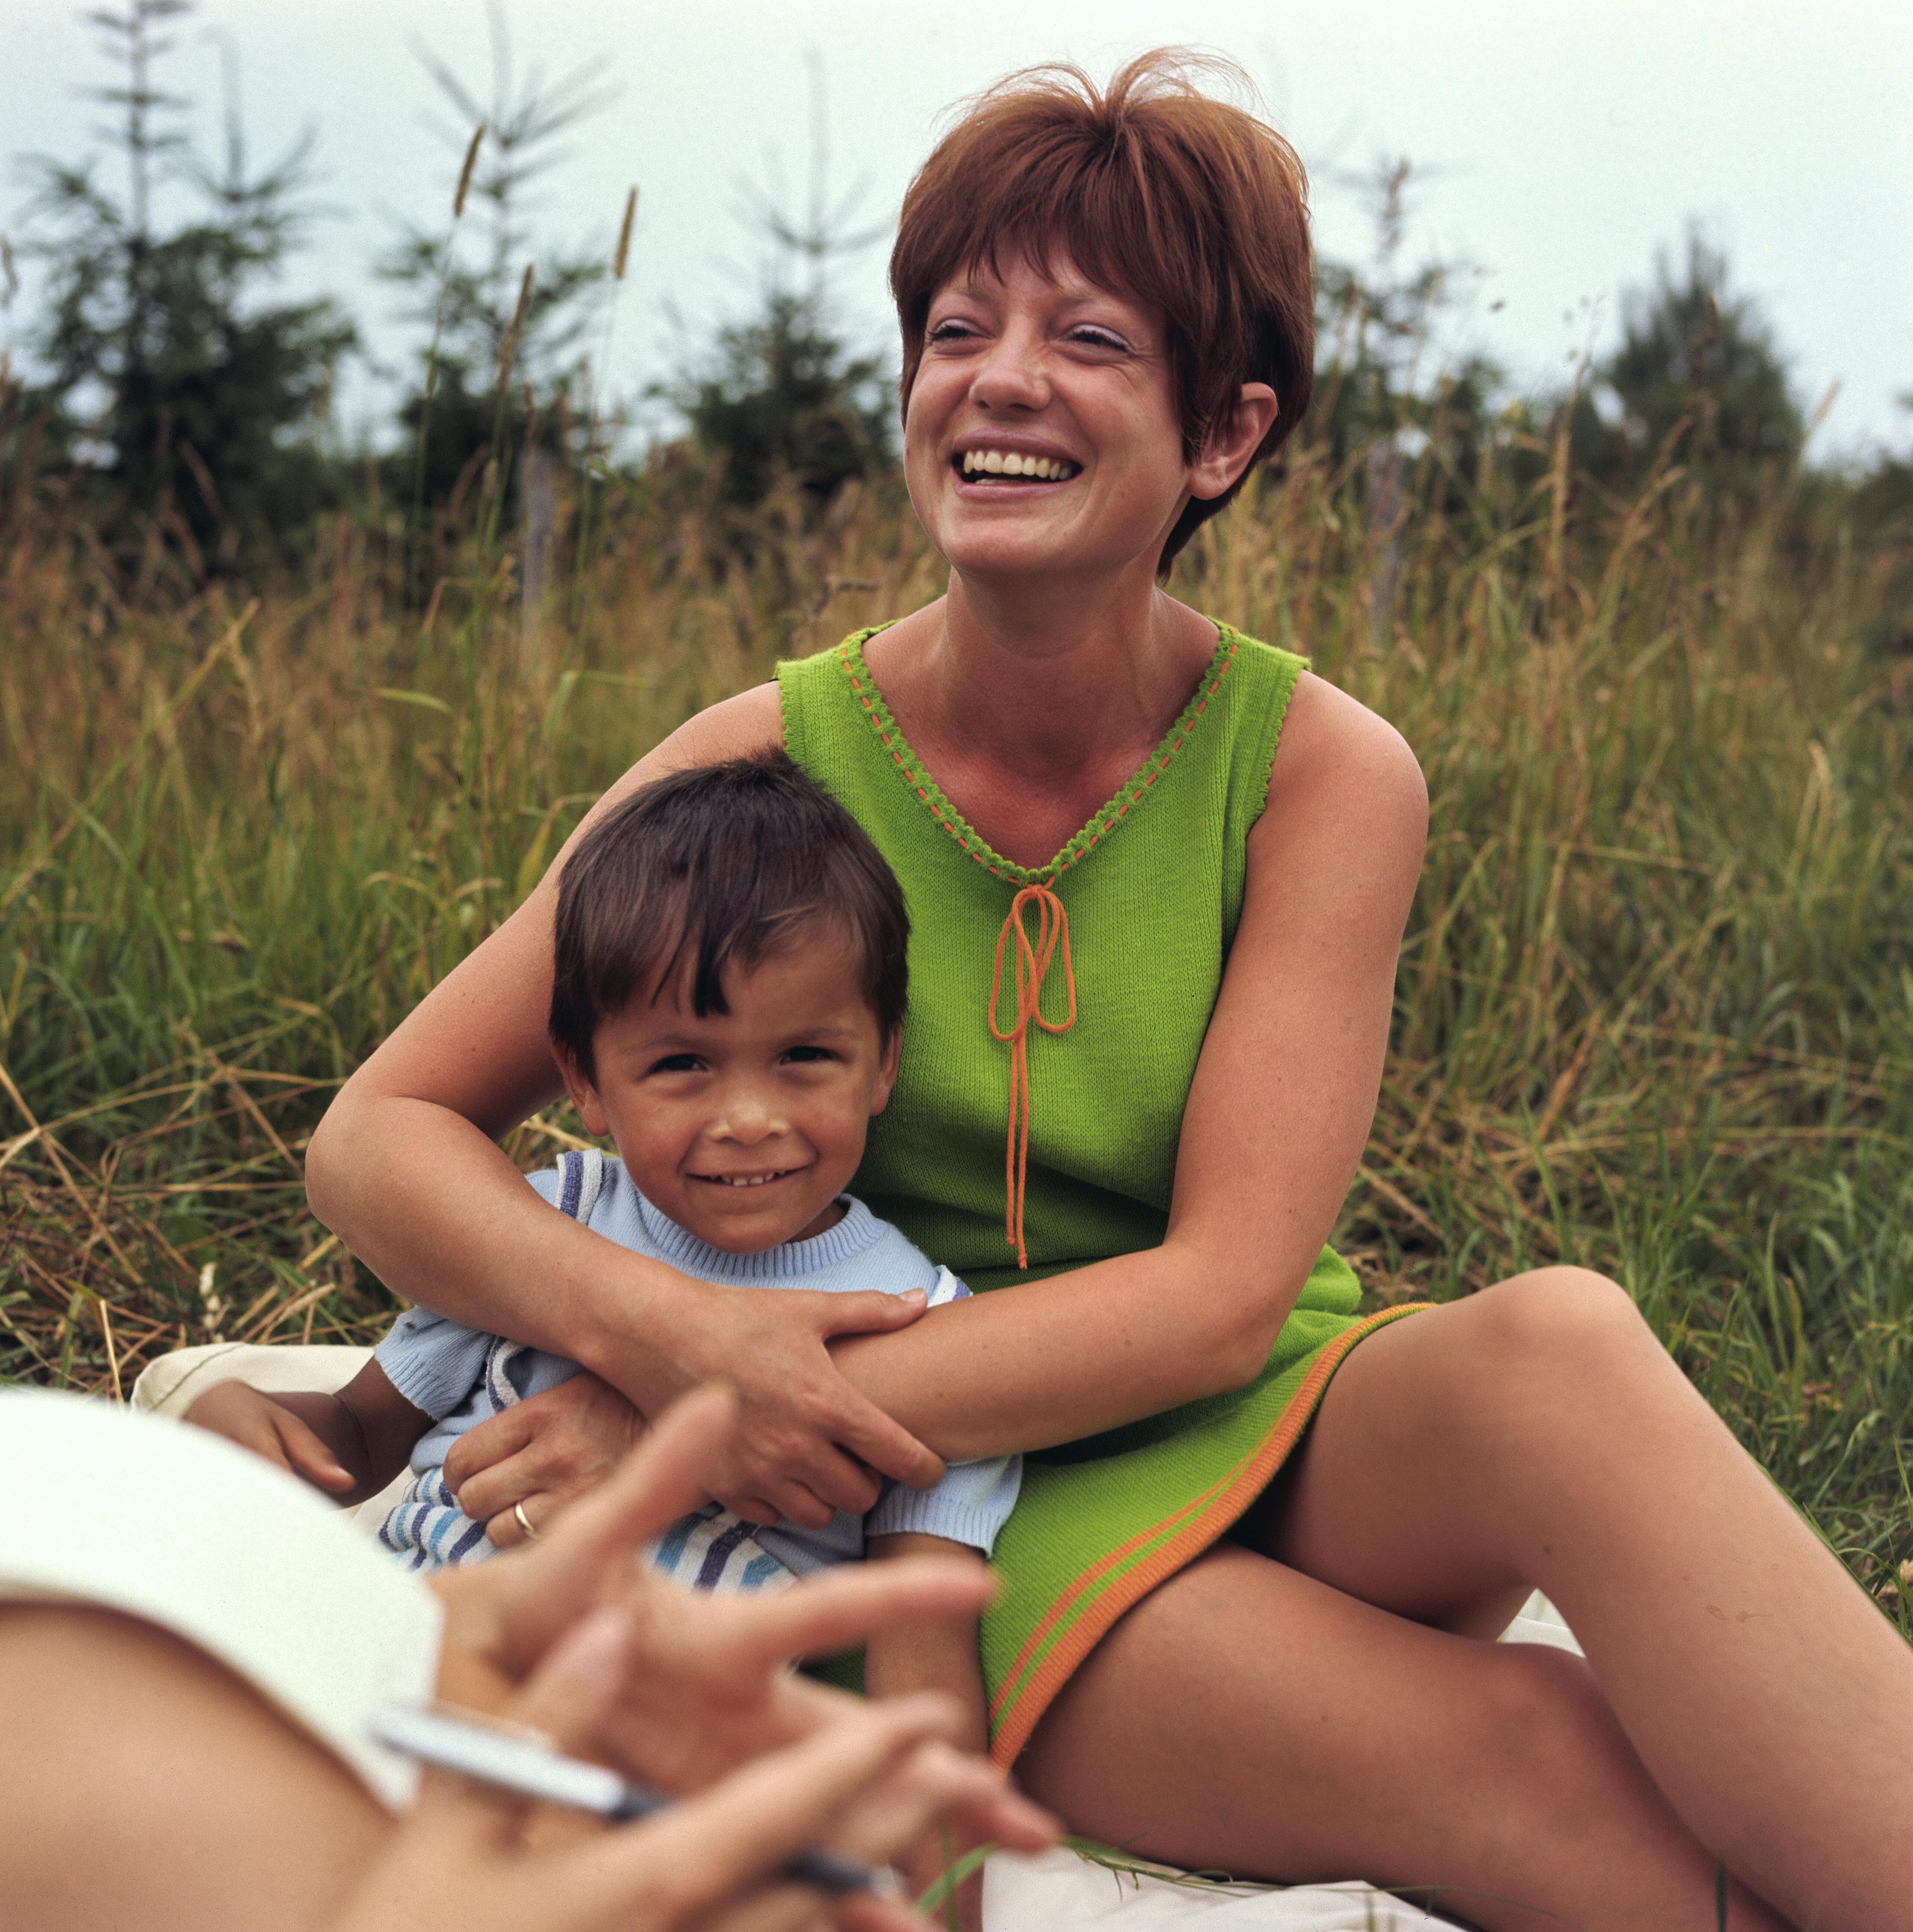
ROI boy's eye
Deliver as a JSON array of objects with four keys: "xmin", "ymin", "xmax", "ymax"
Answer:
[
  {"xmin": 782, "ymin": 1044, "xmax": 835, "ymax": 1065},
  {"xmin": 647, "ymin": 1053, "xmax": 703, "ymax": 1075}
]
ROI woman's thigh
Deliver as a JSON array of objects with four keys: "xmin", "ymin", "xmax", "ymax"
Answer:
[
  {"xmin": 1248, "ymin": 1268, "xmax": 1652, "ymax": 1633},
  {"xmin": 1014, "ymin": 1543, "xmax": 1783, "ymax": 1932},
  {"xmin": 0, "ymin": 1605, "xmax": 392, "ymax": 1932}
]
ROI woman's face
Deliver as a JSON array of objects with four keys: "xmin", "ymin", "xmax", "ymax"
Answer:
[{"xmin": 903, "ymin": 252, "xmax": 1196, "ymax": 588}]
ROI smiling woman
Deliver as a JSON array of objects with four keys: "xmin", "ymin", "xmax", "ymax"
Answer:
[{"xmin": 302, "ymin": 50, "xmax": 1913, "ymax": 1932}]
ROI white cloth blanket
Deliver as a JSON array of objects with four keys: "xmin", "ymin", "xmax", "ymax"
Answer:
[{"xmin": 132, "ymin": 1343, "xmax": 1583, "ymax": 1932}]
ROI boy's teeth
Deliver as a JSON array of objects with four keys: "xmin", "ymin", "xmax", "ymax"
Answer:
[{"xmin": 960, "ymin": 449, "xmax": 1077, "ymax": 480}]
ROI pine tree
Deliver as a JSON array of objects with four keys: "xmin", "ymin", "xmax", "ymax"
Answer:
[{"xmin": 18, "ymin": 0, "xmax": 355, "ymax": 570}]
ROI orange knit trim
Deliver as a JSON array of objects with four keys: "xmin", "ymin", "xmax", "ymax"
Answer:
[
  {"xmin": 834, "ymin": 629, "xmax": 1241, "ymax": 887},
  {"xmin": 987, "ymin": 884, "xmax": 1077, "ymax": 1268},
  {"xmin": 986, "ymin": 1303, "xmax": 1432, "ymax": 1767}
]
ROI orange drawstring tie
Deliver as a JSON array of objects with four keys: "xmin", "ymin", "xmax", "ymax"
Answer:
[{"xmin": 988, "ymin": 882, "xmax": 1077, "ymax": 1269}]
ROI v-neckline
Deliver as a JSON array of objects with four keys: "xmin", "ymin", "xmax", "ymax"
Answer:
[{"xmin": 833, "ymin": 624, "xmax": 1242, "ymax": 887}]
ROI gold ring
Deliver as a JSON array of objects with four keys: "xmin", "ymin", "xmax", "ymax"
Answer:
[{"xmin": 512, "ymin": 1500, "xmax": 541, "ymax": 1543}]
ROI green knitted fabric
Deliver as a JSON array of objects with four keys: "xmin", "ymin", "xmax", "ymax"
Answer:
[{"xmin": 778, "ymin": 625, "xmax": 1423, "ymax": 1763}]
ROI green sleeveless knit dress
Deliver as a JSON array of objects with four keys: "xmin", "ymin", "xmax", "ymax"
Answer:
[{"xmin": 778, "ymin": 623, "xmax": 1424, "ymax": 1767}]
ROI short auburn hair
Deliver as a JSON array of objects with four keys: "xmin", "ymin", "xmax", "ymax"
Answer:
[
  {"xmin": 891, "ymin": 49, "xmax": 1315, "ymax": 571},
  {"xmin": 549, "ymin": 751, "xmax": 909, "ymax": 1080}
]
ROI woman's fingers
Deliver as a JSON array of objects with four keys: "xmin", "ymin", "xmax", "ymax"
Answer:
[
  {"xmin": 447, "ymin": 1374, "xmax": 642, "ymax": 1523},
  {"xmin": 483, "ymin": 1491, "xmax": 558, "ymax": 1551}
]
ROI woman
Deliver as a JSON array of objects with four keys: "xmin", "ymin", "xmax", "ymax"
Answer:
[
  {"xmin": 0, "ymin": 1387, "xmax": 1052, "ymax": 1931},
  {"xmin": 306, "ymin": 53, "xmax": 1913, "ymax": 1932}
]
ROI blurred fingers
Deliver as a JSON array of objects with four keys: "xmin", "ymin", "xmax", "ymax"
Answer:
[
  {"xmin": 702, "ymin": 1554, "xmax": 995, "ymax": 1676},
  {"xmin": 568, "ymin": 1696, "xmax": 957, "ymax": 1928},
  {"xmin": 818, "ymin": 1735, "xmax": 1052, "ymax": 1865},
  {"xmin": 479, "ymin": 1390, "xmax": 741, "ymax": 1669}
]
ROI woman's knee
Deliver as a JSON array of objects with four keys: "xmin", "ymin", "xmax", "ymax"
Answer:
[
  {"xmin": 1468, "ymin": 1642, "xmax": 1644, "ymax": 1820},
  {"xmin": 1463, "ymin": 1268, "xmax": 1661, "ymax": 1394}
]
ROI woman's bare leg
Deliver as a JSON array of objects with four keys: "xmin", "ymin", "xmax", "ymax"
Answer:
[
  {"xmin": 1018, "ymin": 1541, "xmax": 1787, "ymax": 1931},
  {"xmin": 0, "ymin": 1605, "xmax": 391, "ymax": 1932},
  {"xmin": 1268, "ymin": 1268, "xmax": 1913, "ymax": 1929},
  {"xmin": 1022, "ymin": 1268, "xmax": 1910, "ymax": 1932}
]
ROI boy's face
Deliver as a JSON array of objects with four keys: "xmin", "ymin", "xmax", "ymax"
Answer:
[{"xmin": 557, "ymin": 927, "xmax": 901, "ymax": 1254}]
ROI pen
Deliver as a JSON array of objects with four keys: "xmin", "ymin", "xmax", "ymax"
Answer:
[{"xmin": 372, "ymin": 1703, "xmax": 903, "ymax": 1899}]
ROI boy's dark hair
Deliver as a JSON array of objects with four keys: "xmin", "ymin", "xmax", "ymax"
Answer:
[{"xmin": 549, "ymin": 749, "xmax": 909, "ymax": 1078}]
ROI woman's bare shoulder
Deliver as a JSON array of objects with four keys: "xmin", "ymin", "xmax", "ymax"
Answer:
[
  {"xmin": 649, "ymin": 683, "xmax": 786, "ymax": 771},
  {"xmin": 1260, "ymin": 670, "xmax": 1428, "ymax": 847},
  {"xmin": 579, "ymin": 684, "xmax": 786, "ymax": 822}
]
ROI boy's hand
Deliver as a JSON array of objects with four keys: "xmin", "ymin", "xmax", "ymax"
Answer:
[{"xmin": 184, "ymin": 1381, "xmax": 356, "ymax": 1495}]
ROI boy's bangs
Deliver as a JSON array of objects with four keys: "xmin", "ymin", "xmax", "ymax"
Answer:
[{"xmin": 636, "ymin": 899, "xmax": 832, "ymax": 1023}]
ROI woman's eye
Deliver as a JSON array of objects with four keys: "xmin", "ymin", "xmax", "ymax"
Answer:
[
  {"xmin": 1069, "ymin": 326, "xmax": 1129, "ymax": 351},
  {"xmin": 926, "ymin": 319, "xmax": 979, "ymax": 345}
]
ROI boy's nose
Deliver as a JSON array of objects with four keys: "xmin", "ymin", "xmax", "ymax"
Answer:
[{"xmin": 710, "ymin": 1090, "xmax": 788, "ymax": 1144}]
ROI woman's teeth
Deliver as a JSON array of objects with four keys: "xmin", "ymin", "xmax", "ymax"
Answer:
[{"xmin": 959, "ymin": 450, "xmax": 1078, "ymax": 480}]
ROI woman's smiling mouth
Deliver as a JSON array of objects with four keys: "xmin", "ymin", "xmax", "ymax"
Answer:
[{"xmin": 953, "ymin": 448, "xmax": 1080, "ymax": 482}]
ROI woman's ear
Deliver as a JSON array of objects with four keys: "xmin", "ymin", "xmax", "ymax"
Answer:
[
  {"xmin": 553, "ymin": 1044, "xmax": 613, "ymax": 1139},
  {"xmin": 1187, "ymin": 382, "xmax": 1280, "ymax": 502}
]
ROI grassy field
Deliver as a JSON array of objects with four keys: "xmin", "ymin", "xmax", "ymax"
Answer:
[{"xmin": 3, "ymin": 424, "xmax": 1910, "ymax": 1635}]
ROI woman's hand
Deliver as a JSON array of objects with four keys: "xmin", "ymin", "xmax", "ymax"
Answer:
[
  {"xmin": 454, "ymin": 1284, "xmax": 945, "ymax": 1546},
  {"xmin": 333, "ymin": 1594, "xmax": 1019, "ymax": 1932},
  {"xmin": 445, "ymin": 1373, "xmax": 647, "ymax": 1549}
]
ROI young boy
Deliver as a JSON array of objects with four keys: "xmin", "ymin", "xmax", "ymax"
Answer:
[{"xmin": 189, "ymin": 753, "xmax": 1018, "ymax": 1889}]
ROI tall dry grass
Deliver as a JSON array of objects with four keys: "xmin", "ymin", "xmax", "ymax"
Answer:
[{"xmin": 2, "ymin": 429, "xmax": 1910, "ymax": 1622}]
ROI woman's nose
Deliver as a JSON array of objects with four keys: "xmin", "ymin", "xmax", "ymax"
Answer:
[{"xmin": 972, "ymin": 327, "xmax": 1050, "ymax": 413}]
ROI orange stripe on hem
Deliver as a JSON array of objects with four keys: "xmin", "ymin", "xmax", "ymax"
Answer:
[{"xmin": 986, "ymin": 1303, "xmax": 1430, "ymax": 1768}]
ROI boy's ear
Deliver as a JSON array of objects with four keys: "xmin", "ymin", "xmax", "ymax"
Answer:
[
  {"xmin": 869, "ymin": 1026, "xmax": 904, "ymax": 1116},
  {"xmin": 553, "ymin": 1043, "xmax": 613, "ymax": 1139}
]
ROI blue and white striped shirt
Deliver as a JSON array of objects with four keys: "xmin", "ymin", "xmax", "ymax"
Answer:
[{"xmin": 374, "ymin": 1150, "xmax": 1021, "ymax": 1575}]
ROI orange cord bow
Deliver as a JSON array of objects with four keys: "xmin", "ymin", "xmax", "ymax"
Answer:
[{"xmin": 988, "ymin": 882, "xmax": 1077, "ymax": 1268}]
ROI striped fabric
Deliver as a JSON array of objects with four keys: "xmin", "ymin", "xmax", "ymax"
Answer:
[
  {"xmin": 380, "ymin": 1148, "xmax": 794, "ymax": 1593},
  {"xmin": 380, "ymin": 1463, "xmax": 492, "ymax": 1572},
  {"xmin": 646, "ymin": 1502, "xmax": 797, "ymax": 1594}
]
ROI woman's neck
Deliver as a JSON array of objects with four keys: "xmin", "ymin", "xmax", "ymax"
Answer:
[{"xmin": 862, "ymin": 567, "xmax": 1220, "ymax": 869}]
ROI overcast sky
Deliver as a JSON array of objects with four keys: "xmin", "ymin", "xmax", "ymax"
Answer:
[{"xmin": 4, "ymin": 0, "xmax": 1910, "ymax": 461}]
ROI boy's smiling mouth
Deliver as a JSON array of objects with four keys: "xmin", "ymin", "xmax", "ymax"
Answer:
[{"xmin": 691, "ymin": 1166, "xmax": 804, "ymax": 1189}]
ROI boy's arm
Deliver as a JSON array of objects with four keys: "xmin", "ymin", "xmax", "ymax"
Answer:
[
  {"xmin": 184, "ymin": 1361, "xmax": 430, "ymax": 1506},
  {"xmin": 865, "ymin": 1530, "xmax": 992, "ymax": 1932}
]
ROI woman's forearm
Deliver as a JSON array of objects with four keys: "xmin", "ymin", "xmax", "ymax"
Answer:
[
  {"xmin": 833, "ymin": 1238, "xmax": 1296, "ymax": 1464},
  {"xmin": 307, "ymin": 1093, "xmax": 682, "ymax": 1388}
]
